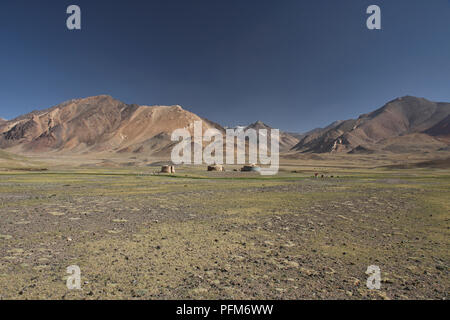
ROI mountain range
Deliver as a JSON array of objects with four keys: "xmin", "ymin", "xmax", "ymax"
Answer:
[
  {"xmin": 0, "ymin": 95, "xmax": 448, "ymax": 157},
  {"xmin": 291, "ymin": 96, "xmax": 449, "ymax": 154},
  {"xmin": 0, "ymin": 95, "xmax": 221, "ymax": 156}
]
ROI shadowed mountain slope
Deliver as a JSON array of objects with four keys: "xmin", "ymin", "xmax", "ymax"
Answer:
[{"xmin": 244, "ymin": 121, "xmax": 299, "ymax": 152}]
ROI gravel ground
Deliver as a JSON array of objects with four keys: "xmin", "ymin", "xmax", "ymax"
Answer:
[{"xmin": 0, "ymin": 170, "xmax": 448, "ymax": 299}]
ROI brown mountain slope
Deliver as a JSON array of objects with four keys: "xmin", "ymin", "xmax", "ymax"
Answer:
[
  {"xmin": 245, "ymin": 121, "xmax": 299, "ymax": 151},
  {"xmin": 292, "ymin": 96, "xmax": 450, "ymax": 153},
  {"xmin": 0, "ymin": 95, "xmax": 221, "ymax": 155}
]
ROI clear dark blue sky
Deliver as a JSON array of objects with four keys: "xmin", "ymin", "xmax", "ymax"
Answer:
[{"xmin": 1, "ymin": 0, "xmax": 449, "ymax": 132}]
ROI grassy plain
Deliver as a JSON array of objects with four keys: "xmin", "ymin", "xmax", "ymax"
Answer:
[{"xmin": 0, "ymin": 160, "xmax": 448, "ymax": 299}]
